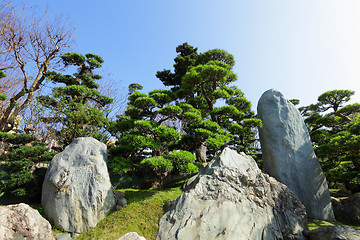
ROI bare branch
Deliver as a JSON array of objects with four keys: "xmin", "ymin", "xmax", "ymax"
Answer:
[{"xmin": 0, "ymin": 1, "xmax": 74, "ymax": 131}]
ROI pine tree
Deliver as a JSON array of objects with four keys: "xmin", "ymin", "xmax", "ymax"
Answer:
[{"xmin": 39, "ymin": 53, "xmax": 113, "ymax": 148}]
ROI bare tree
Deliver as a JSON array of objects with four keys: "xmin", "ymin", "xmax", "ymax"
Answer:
[{"xmin": 0, "ymin": 1, "xmax": 73, "ymax": 131}]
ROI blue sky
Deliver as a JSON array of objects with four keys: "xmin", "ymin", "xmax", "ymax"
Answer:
[{"xmin": 16, "ymin": 0, "xmax": 360, "ymax": 111}]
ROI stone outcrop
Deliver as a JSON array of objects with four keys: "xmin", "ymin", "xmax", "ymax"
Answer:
[
  {"xmin": 0, "ymin": 203, "xmax": 54, "ymax": 240},
  {"xmin": 42, "ymin": 137, "xmax": 116, "ymax": 234},
  {"xmin": 257, "ymin": 89, "xmax": 334, "ymax": 221},
  {"xmin": 157, "ymin": 148, "xmax": 307, "ymax": 240},
  {"xmin": 332, "ymin": 193, "xmax": 360, "ymax": 226},
  {"xmin": 308, "ymin": 226, "xmax": 360, "ymax": 240},
  {"xmin": 117, "ymin": 232, "xmax": 147, "ymax": 240}
]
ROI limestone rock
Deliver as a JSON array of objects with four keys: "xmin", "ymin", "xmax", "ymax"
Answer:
[
  {"xmin": 257, "ymin": 89, "xmax": 334, "ymax": 221},
  {"xmin": 0, "ymin": 203, "xmax": 54, "ymax": 240},
  {"xmin": 156, "ymin": 148, "xmax": 307, "ymax": 240},
  {"xmin": 42, "ymin": 137, "xmax": 116, "ymax": 234},
  {"xmin": 308, "ymin": 225, "xmax": 360, "ymax": 240},
  {"xmin": 332, "ymin": 193, "xmax": 360, "ymax": 226},
  {"xmin": 117, "ymin": 232, "xmax": 146, "ymax": 240}
]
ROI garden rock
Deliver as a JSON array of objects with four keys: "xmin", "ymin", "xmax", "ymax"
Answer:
[
  {"xmin": 117, "ymin": 232, "xmax": 147, "ymax": 240},
  {"xmin": 332, "ymin": 193, "xmax": 360, "ymax": 226},
  {"xmin": 114, "ymin": 191, "xmax": 127, "ymax": 210},
  {"xmin": 56, "ymin": 233, "xmax": 72, "ymax": 240},
  {"xmin": 157, "ymin": 148, "xmax": 307, "ymax": 240},
  {"xmin": 308, "ymin": 225, "xmax": 360, "ymax": 240},
  {"xmin": 42, "ymin": 137, "xmax": 116, "ymax": 234},
  {"xmin": 0, "ymin": 203, "xmax": 54, "ymax": 240},
  {"xmin": 257, "ymin": 89, "xmax": 335, "ymax": 221}
]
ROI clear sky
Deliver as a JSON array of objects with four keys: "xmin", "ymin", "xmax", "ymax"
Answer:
[{"xmin": 15, "ymin": 0, "xmax": 360, "ymax": 111}]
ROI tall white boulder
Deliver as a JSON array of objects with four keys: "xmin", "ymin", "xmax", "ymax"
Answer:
[
  {"xmin": 42, "ymin": 137, "xmax": 116, "ymax": 234},
  {"xmin": 157, "ymin": 148, "xmax": 307, "ymax": 240},
  {"xmin": 257, "ymin": 89, "xmax": 334, "ymax": 221}
]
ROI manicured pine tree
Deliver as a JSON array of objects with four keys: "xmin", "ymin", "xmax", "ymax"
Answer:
[
  {"xmin": 299, "ymin": 90, "xmax": 360, "ymax": 190},
  {"xmin": 157, "ymin": 43, "xmax": 261, "ymax": 159},
  {"xmin": 39, "ymin": 53, "xmax": 113, "ymax": 149}
]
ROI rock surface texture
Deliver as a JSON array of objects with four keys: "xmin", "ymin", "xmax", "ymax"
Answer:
[
  {"xmin": 308, "ymin": 226, "xmax": 360, "ymax": 240},
  {"xmin": 0, "ymin": 203, "xmax": 54, "ymax": 240},
  {"xmin": 332, "ymin": 193, "xmax": 360, "ymax": 226},
  {"xmin": 117, "ymin": 232, "xmax": 147, "ymax": 240},
  {"xmin": 157, "ymin": 148, "xmax": 307, "ymax": 240},
  {"xmin": 42, "ymin": 137, "xmax": 115, "ymax": 234},
  {"xmin": 257, "ymin": 89, "xmax": 335, "ymax": 221}
]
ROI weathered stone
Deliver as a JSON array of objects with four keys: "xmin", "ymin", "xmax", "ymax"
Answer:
[
  {"xmin": 332, "ymin": 193, "xmax": 360, "ymax": 226},
  {"xmin": 0, "ymin": 203, "xmax": 54, "ymax": 240},
  {"xmin": 56, "ymin": 233, "xmax": 72, "ymax": 240},
  {"xmin": 114, "ymin": 191, "xmax": 127, "ymax": 210},
  {"xmin": 157, "ymin": 148, "xmax": 307, "ymax": 240},
  {"xmin": 117, "ymin": 232, "xmax": 146, "ymax": 240},
  {"xmin": 257, "ymin": 89, "xmax": 335, "ymax": 221},
  {"xmin": 42, "ymin": 137, "xmax": 116, "ymax": 234},
  {"xmin": 308, "ymin": 225, "xmax": 360, "ymax": 240}
]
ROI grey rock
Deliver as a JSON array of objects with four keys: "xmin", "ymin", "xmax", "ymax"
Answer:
[
  {"xmin": 0, "ymin": 203, "xmax": 54, "ymax": 240},
  {"xmin": 257, "ymin": 89, "xmax": 335, "ymax": 221},
  {"xmin": 56, "ymin": 233, "xmax": 72, "ymax": 240},
  {"xmin": 308, "ymin": 225, "xmax": 360, "ymax": 240},
  {"xmin": 157, "ymin": 148, "xmax": 307, "ymax": 240},
  {"xmin": 42, "ymin": 137, "xmax": 116, "ymax": 234},
  {"xmin": 114, "ymin": 191, "xmax": 127, "ymax": 210},
  {"xmin": 117, "ymin": 232, "xmax": 146, "ymax": 240},
  {"xmin": 332, "ymin": 193, "xmax": 360, "ymax": 226}
]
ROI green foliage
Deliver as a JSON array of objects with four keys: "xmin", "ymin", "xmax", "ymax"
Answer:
[
  {"xmin": 0, "ymin": 132, "xmax": 36, "ymax": 144},
  {"xmin": 141, "ymin": 156, "xmax": 173, "ymax": 172},
  {"xmin": 128, "ymin": 83, "xmax": 143, "ymax": 95},
  {"xmin": 39, "ymin": 53, "xmax": 113, "ymax": 148},
  {"xmin": 0, "ymin": 71, "xmax": 6, "ymax": 101},
  {"xmin": 157, "ymin": 43, "xmax": 260, "ymax": 157},
  {"xmin": 167, "ymin": 150, "xmax": 198, "ymax": 173},
  {"xmin": 300, "ymin": 90, "xmax": 360, "ymax": 190},
  {"xmin": 0, "ymin": 94, "xmax": 6, "ymax": 101},
  {"xmin": 109, "ymin": 43, "xmax": 260, "ymax": 186},
  {"xmin": 0, "ymin": 133, "xmax": 55, "ymax": 198},
  {"xmin": 0, "ymin": 70, "xmax": 5, "ymax": 79}
]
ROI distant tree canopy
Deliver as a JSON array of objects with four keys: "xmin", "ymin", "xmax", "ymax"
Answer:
[
  {"xmin": 108, "ymin": 43, "xmax": 261, "ymax": 185},
  {"xmin": 299, "ymin": 89, "xmax": 360, "ymax": 191},
  {"xmin": 39, "ymin": 52, "xmax": 113, "ymax": 149}
]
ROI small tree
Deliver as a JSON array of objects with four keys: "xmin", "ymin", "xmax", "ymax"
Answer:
[
  {"xmin": 0, "ymin": 132, "xmax": 55, "ymax": 198},
  {"xmin": 39, "ymin": 53, "xmax": 113, "ymax": 148},
  {"xmin": 300, "ymin": 90, "xmax": 360, "ymax": 190}
]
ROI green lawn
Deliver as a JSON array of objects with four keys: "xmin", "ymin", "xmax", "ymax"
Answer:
[{"xmin": 76, "ymin": 187, "xmax": 183, "ymax": 240}]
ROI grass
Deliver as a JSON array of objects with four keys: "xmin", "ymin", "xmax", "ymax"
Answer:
[
  {"xmin": 76, "ymin": 187, "xmax": 183, "ymax": 240},
  {"xmin": 306, "ymin": 188, "xmax": 360, "ymax": 231},
  {"xmin": 307, "ymin": 218, "xmax": 360, "ymax": 231}
]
